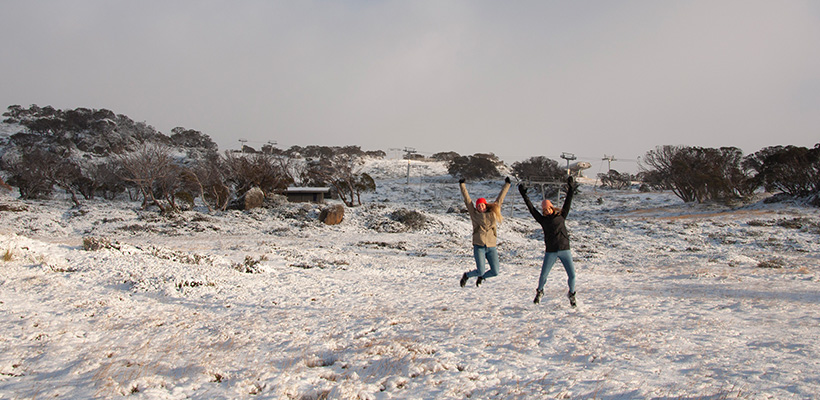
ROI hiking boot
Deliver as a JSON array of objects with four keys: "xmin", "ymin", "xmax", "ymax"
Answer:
[
  {"xmin": 460, "ymin": 273, "xmax": 468, "ymax": 288},
  {"xmin": 533, "ymin": 289, "xmax": 544, "ymax": 304},
  {"xmin": 567, "ymin": 291, "xmax": 577, "ymax": 307},
  {"xmin": 476, "ymin": 276, "xmax": 484, "ymax": 287}
]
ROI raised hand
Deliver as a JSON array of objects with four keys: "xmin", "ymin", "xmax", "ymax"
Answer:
[{"xmin": 567, "ymin": 176, "xmax": 578, "ymax": 192}]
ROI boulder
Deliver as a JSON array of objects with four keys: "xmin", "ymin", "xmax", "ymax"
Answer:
[
  {"xmin": 243, "ymin": 187, "xmax": 265, "ymax": 210},
  {"xmin": 229, "ymin": 187, "xmax": 265, "ymax": 210},
  {"xmin": 320, "ymin": 204, "xmax": 345, "ymax": 225}
]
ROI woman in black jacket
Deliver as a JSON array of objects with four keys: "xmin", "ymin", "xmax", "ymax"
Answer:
[{"xmin": 518, "ymin": 176, "xmax": 578, "ymax": 306}]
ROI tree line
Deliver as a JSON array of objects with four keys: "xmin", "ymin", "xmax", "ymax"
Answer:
[
  {"xmin": 1, "ymin": 105, "xmax": 817, "ymax": 209},
  {"xmin": 640, "ymin": 144, "xmax": 820, "ymax": 205},
  {"xmin": 0, "ymin": 105, "xmax": 379, "ymax": 211},
  {"xmin": 436, "ymin": 145, "xmax": 819, "ymax": 206}
]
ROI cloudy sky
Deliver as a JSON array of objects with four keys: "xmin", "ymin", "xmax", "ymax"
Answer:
[{"xmin": 2, "ymin": 1, "xmax": 818, "ymax": 172}]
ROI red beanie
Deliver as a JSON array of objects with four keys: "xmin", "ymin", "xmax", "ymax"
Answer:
[{"xmin": 476, "ymin": 198, "xmax": 487, "ymax": 206}]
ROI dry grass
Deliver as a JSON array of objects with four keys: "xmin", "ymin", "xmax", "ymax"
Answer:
[{"xmin": 3, "ymin": 247, "xmax": 14, "ymax": 261}]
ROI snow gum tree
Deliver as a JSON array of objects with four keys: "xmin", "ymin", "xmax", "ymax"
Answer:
[
  {"xmin": 511, "ymin": 156, "xmax": 565, "ymax": 182},
  {"xmin": 222, "ymin": 151, "xmax": 291, "ymax": 197},
  {"xmin": 117, "ymin": 143, "xmax": 176, "ymax": 212},
  {"xmin": 743, "ymin": 144, "xmax": 820, "ymax": 197},
  {"xmin": 641, "ymin": 145, "xmax": 754, "ymax": 203},
  {"xmin": 182, "ymin": 152, "xmax": 230, "ymax": 212},
  {"xmin": 448, "ymin": 154, "xmax": 502, "ymax": 181},
  {"xmin": 304, "ymin": 153, "xmax": 374, "ymax": 207}
]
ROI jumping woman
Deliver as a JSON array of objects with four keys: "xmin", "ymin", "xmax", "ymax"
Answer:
[
  {"xmin": 459, "ymin": 177, "xmax": 511, "ymax": 287},
  {"xmin": 518, "ymin": 176, "xmax": 579, "ymax": 307}
]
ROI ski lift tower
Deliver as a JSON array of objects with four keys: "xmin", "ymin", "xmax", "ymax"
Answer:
[
  {"xmin": 602, "ymin": 155, "xmax": 616, "ymax": 171},
  {"xmin": 560, "ymin": 152, "xmax": 576, "ymax": 176},
  {"xmin": 403, "ymin": 147, "xmax": 417, "ymax": 184},
  {"xmin": 238, "ymin": 139, "xmax": 248, "ymax": 153},
  {"xmin": 264, "ymin": 140, "xmax": 278, "ymax": 154}
]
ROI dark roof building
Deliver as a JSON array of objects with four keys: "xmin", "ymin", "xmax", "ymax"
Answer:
[{"xmin": 284, "ymin": 187, "xmax": 331, "ymax": 203}]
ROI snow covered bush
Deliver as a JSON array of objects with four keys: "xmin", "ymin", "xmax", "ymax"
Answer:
[
  {"xmin": 390, "ymin": 208, "xmax": 427, "ymax": 231},
  {"xmin": 0, "ymin": 201, "xmax": 28, "ymax": 212},
  {"xmin": 234, "ymin": 255, "xmax": 263, "ymax": 273},
  {"xmin": 82, "ymin": 236, "xmax": 116, "ymax": 251},
  {"xmin": 757, "ymin": 258, "xmax": 785, "ymax": 269}
]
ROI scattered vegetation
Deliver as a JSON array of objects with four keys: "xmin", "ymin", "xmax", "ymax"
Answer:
[
  {"xmin": 356, "ymin": 241, "xmax": 409, "ymax": 251},
  {"xmin": 0, "ymin": 105, "xmax": 384, "ymax": 212},
  {"xmin": 2, "ymin": 104, "xmax": 818, "ymax": 212}
]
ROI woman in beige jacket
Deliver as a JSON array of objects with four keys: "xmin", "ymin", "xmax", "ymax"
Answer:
[{"xmin": 459, "ymin": 177, "xmax": 511, "ymax": 287}]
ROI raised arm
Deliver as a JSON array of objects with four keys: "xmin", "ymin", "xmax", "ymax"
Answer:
[
  {"xmin": 561, "ymin": 176, "xmax": 577, "ymax": 218},
  {"xmin": 495, "ymin": 177, "xmax": 511, "ymax": 206},
  {"xmin": 459, "ymin": 179, "xmax": 473, "ymax": 210},
  {"xmin": 518, "ymin": 184, "xmax": 542, "ymax": 220}
]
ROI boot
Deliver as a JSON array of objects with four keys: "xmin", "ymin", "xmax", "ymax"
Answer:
[
  {"xmin": 476, "ymin": 276, "xmax": 484, "ymax": 287},
  {"xmin": 567, "ymin": 291, "xmax": 576, "ymax": 307},
  {"xmin": 460, "ymin": 273, "xmax": 468, "ymax": 288},
  {"xmin": 533, "ymin": 289, "xmax": 544, "ymax": 304}
]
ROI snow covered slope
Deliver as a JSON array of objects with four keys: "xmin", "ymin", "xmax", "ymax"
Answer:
[{"xmin": 1, "ymin": 159, "xmax": 818, "ymax": 399}]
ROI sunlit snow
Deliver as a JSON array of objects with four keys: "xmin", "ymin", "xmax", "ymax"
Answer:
[{"xmin": 1, "ymin": 159, "xmax": 818, "ymax": 399}]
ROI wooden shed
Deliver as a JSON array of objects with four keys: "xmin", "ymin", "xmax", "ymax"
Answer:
[{"xmin": 284, "ymin": 187, "xmax": 331, "ymax": 203}]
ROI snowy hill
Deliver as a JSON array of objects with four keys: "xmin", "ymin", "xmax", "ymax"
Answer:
[{"xmin": 1, "ymin": 158, "xmax": 819, "ymax": 398}]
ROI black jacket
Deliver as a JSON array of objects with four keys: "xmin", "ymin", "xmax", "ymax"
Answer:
[{"xmin": 520, "ymin": 185, "xmax": 574, "ymax": 252}]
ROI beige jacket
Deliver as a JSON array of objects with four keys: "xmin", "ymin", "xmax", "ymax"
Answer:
[{"xmin": 460, "ymin": 181, "xmax": 510, "ymax": 247}]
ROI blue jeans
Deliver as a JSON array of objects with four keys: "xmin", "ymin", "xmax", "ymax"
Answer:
[
  {"xmin": 538, "ymin": 250, "xmax": 576, "ymax": 293},
  {"xmin": 467, "ymin": 245, "xmax": 500, "ymax": 279}
]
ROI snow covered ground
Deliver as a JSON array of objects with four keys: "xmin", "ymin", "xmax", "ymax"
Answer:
[{"xmin": 1, "ymin": 159, "xmax": 819, "ymax": 399}]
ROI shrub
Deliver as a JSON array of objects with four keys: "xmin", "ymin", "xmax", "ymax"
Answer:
[
  {"xmin": 432, "ymin": 151, "xmax": 460, "ymax": 162},
  {"xmin": 223, "ymin": 151, "xmax": 290, "ymax": 196},
  {"xmin": 175, "ymin": 191, "xmax": 196, "ymax": 210},
  {"xmin": 448, "ymin": 154, "xmax": 502, "ymax": 181},
  {"xmin": 234, "ymin": 255, "xmax": 263, "ymax": 273},
  {"xmin": 511, "ymin": 156, "xmax": 564, "ymax": 182},
  {"xmin": 641, "ymin": 145, "xmax": 753, "ymax": 203},
  {"xmin": 598, "ymin": 169, "xmax": 633, "ymax": 189},
  {"xmin": 743, "ymin": 144, "xmax": 820, "ymax": 197},
  {"xmin": 169, "ymin": 127, "xmax": 217, "ymax": 151},
  {"xmin": 757, "ymin": 258, "xmax": 785, "ymax": 269},
  {"xmin": 390, "ymin": 209, "xmax": 427, "ymax": 230},
  {"xmin": 2, "ymin": 146, "xmax": 84, "ymax": 203},
  {"xmin": 304, "ymin": 154, "xmax": 373, "ymax": 206},
  {"xmin": 83, "ymin": 236, "xmax": 116, "ymax": 251}
]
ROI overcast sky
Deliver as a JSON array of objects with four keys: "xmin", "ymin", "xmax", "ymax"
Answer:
[{"xmin": 2, "ymin": 1, "xmax": 819, "ymax": 173}]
